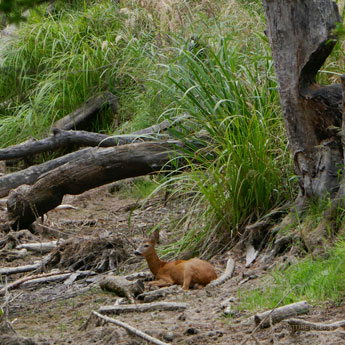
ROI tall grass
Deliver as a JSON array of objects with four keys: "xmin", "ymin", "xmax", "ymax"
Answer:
[
  {"xmin": 156, "ymin": 32, "xmax": 294, "ymax": 256},
  {"xmin": 0, "ymin": 0, "xmax": 162, "ymax": 146}
]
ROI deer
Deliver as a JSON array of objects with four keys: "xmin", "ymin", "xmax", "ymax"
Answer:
[{"xmin": 135, "ymin": 230, "xmax": 218, "ymax": 290}]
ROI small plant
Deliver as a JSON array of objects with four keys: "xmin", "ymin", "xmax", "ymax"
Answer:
[{"xmin": 238, "ymin": 238, "xmax": 345, "ymax": 312}]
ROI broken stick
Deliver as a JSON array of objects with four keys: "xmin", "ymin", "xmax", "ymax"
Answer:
[
  {"xmin": 254, "ymin": 301, "xmax": 310, "ymax": 328},
  {"xmin": 92, "ymin": 311, "xmax": 170, "ymax": 345},
  {"xmin": 98, "ymin": 301, "xmax": 188, "ymax": 315}
]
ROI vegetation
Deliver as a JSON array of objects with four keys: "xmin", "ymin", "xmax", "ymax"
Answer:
[
  {"xmin": 1, "ymin": 0, "xmax": 345, "ymax": 309},
  {"xmin": 239, "ymin": 238, "xmax": 345, "ymax": 311}
]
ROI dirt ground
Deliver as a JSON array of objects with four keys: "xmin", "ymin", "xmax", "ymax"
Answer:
[{"xmin": 1, "ymin": 179, "xmax": 345, "ymax": 345}]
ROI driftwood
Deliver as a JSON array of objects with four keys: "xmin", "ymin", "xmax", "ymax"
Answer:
[
  {"xmin": 98, "ymin": 301, "xmax": 188, "ymax": 315},
  {"xmin": 92, "ymin": 311, "xmax": 170, "ymax": 345},
  {"xmin": 284, "ymin": 318, "xmax": 345, "ymax": 332},
  {"xmin": 0, "ymin": 270, "xmax": 95, "ymax": 295},
  {"xmin": 137, "ymin": 285, "xmax": 180, "ymax": 302},
  {"xmin": 207, "ymin": 258, "xmax": 235, "ymax": 288},
  {"xmin": 53, "ymin": 91, "xmax": 118, "ymax": 130},
  {"xmin": 16, "ymin": 241, "xmax": 60, "ymax": 253},
  {"xmin": 124, "ymin": 271, "xmax": 153, "ymax": 281},
  {"xmin": 99, "ymin": 275, "xmax": 144, "ymax": 304},
  {"xmin": 5, "ymin": 141, "xmax": 184, "ymax": 230},
  {"xmin": 0, "ymin": 119, "xmax": 170, "ymax": 161},
  {"xmin": 0, "ymin": 253, "xmax": 52, "ymax": 275},
  {"xmin": 254, "ymin": 301, "xmax": 310, "ymax": 328}
]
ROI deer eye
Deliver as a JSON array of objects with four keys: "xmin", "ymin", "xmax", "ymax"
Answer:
[{"xmin": 144, "ymin": 244, "xmax": 149, "ymax": 248}]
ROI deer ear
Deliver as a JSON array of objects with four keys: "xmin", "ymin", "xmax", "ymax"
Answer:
[{"xmin": 150, "ymin": 229, "xmax": 160, "ymax": 244}]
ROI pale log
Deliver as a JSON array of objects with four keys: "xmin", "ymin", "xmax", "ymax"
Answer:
[
  {"xmin": 284, "ymin": 318, "xmax": 345, "ymax": 332},
  {"xmin": 254, "ymin": 301, "xmax": 310, "ymax": 328}
]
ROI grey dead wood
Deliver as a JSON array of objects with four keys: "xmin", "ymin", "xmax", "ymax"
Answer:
[
  {"xmin": 0, "ymin": 119, "xmax": 170, "ymax": 162},
  {"xmin": 5, "ymin": 141, "xmax": 185, "ymax": 230},
  {"xmin": 254, "ymin": 301, "xmax": 310, "ymax": 328},
  {"xmin": 284, "ymin": 318, "xmax": 345, "ymax": 332},
  {"xmin": 52, "ymin": 91, "xmax": 118, "ymax": 130},
  {"xmin": 206, "ymin": 257, "xmax": 235, "ymax": 288},
  {"xmin": 98, "ymin": 301, "xmax": 188, "ymax": 315},
  {"xmin": 16, "ymin": 241, "xmax": 60, "ymax": 253},
  {"xmin": 99, "ymin": 275, "xmax": 144, "ymax": 304},
  {"xmin": 137, "ymin": 285, "xmax": 180, "ymax": 302},
  {"xmin": 262, "ymin": 0, "xmax": 342, "ymax": 202},
  {"xmin": 0, "ymin": 120, "xmax": 171, "ymax": 198},
  {"xmin": 92, "ymin": 311, "xmax": 170, "ymax": 345}
]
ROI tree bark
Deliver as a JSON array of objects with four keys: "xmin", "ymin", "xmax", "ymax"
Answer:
[
  {"xmin": 262, "ymin": 1, "xmax": 342, "ymax": 200},
  {"xmin": 0, "ymin": 120, "xmax": 171, "ymax": 161},
  {"xmin": 6, "ymin": 141, "xmax": 183, "ymax": 229},
  {"xmin": 0, "ymin": 121, "xmax": 171, "ymax": 197}
]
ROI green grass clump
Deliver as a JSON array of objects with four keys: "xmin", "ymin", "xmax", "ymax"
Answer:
[
  {"xmin": 0, "ymin": 0, "xmax": 162, "ymax": 146},
  {"xmin": 239, "ymin": 239, "xmax": 345, "ymax": 312},
  {"xmin": 156, "ymin": 30, "xmax": 294, "ymax": 256}
]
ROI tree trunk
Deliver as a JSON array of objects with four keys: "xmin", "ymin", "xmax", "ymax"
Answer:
[
  {"xmin": 262, "ymin": 0, "xmax": 342, "ymax": 201},
  {"xmin": 6, "ymin": 141, "xmax": 183, "ymax": 230}
]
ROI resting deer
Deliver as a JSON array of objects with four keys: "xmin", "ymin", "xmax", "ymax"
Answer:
[{"xmin": 135, "ymin": 231, "xmax": 217, "ymax": 290}]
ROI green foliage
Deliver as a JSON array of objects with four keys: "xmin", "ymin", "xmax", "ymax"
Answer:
[
  {"xmin": 239, "ymin": 238, "xmax": 345, "ymax": 312},
  {"xmin": 156, "ymin": 33, "xmax": 294, "ymax": 256},
  {"xmin": 0, "ymin": 0, "xmax": 162, "ymax": 146}
]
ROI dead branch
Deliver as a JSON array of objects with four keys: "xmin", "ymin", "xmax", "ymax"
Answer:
[
  {"xmin": 98, "ymin": 301, "xmax": 188, "ymax": 315},
  {"xmin": 284, "ymin": 318, "xmax": 345, "ymax": 332},
  {"xmin": 0, "ymin": 119, "xmax": 170, "ymax": 161},
  {"xmin": 137, "ymin": 286, "xmax": 179, "ymax": 302},
  {"xmin": 6, "ymin": 141, "xmax": 186, "ymax": 229},
  {"xmin": 254, "ymin": 301, "xmax": 310, "ymax": 328},
  {"xmin": 207, "ymin": 258, "xmax": 235, "ymax": 288},
  {"xmin": 0, "ymin": 252, "xmax": 52, "ymax": 276},
  {"xmin": 124, "ymin": 271, "xmax": 153, "ymax": 281},
  {"xmin": 16, "ymin": 240, "xmax": 60, "ymax": 253},
  {"xmin": 0, "ymin": 270, "xmax": 95, "ymax": 295},
  {"xmin": 92, "ymin": 311, "xmax": 170, "ymax": 345},
  {"xmin": 53, "ymin": 91, "xmax": 118, "ymax": 130}
]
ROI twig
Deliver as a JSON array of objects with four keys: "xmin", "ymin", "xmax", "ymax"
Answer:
[
  {"xmin": 92, "ymin": 311, "xmax": 170, "ymax": 345},
  {"xmin": 207, "ymin": 257, "xmax": 235, "ymax": 288}
]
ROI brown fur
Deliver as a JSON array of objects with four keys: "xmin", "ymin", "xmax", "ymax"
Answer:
[{"xmin": 135, "ymin": 232, "xmax": 217, "ymax": 290}]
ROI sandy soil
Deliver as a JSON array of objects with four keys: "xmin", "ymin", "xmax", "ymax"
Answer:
[{"xmin": 0, "ymin": 180, "xmax": 345, "ymax": 345}]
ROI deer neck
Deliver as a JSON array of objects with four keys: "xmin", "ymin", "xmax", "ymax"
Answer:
[{"xmin": 145, "ymin": 250, "xmax": 165, "ymax": 276}]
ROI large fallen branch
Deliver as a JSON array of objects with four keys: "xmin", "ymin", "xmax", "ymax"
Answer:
[
  {"xmin": 92, "ymin": 311, "xmax": 170, "ymax": 345},
  {"xmin": 53, "ymin": 91, "xmax": 118, "ymax": 130},
  {"xmin": 5, "ymin": 141, "xmax": 185, "ymax": 230},
  {"xmin": 0, "ymin": 120, "xmax": 170, "ymax": 161},
  {"xmin": 0, "ymin": 122, "xmax": 171, "ymax": 197},
  {"xmin": 98, "ymin": 301, "xmax": 188, "ymax": 315}
]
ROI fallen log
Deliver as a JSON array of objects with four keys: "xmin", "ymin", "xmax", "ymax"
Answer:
[
  {"xmin": 254, "ymin": 301, "xmax": 310, "ymax": 328},
  {"xmin": 92, "ymin": 311, "xmax": 170, "ymax": 345},
  {"xmin": 284, "ymin": 318, "xmax": 345, "ymax": 332},
  {"xmin": 6, "ymin": 141, "xmax": 184, "ymax": 230},
  {"xmin": 53, "ymin": 91, "xmax": 118, "ymax": 130},
  {"xmin": 99, "ymin": 275, "xmax": 144, "ymax": 304},
  {"xmin": 0, "ymin": 119, "xmax": 170, "ymax": 161},
  {"xmin": 98, "ymin": 301, "xmax": 188, "ymax": 315},
  {"xmin": 0, "ymin": 121, "xmax": 171, "ymax": 197}
]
